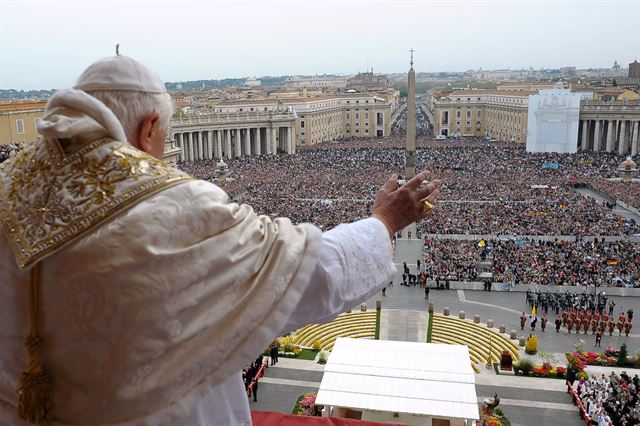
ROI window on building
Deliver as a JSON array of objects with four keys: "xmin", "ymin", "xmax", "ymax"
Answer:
[
  {"xmin": 365, "ymin": 123, "xmax": 368, "ymax": 126},
  {"xmin": 365, "ymin": 129, "xmax": 369, "ymax": 133},
  {"xmin": 477, "ymin": 111, "xmax": 481, "ymax": 118},
  {"xmin": 456, "ymin": 111, "xmax": 461, "ymax": 118},
  {"xmin": 301, "ymin": 121, "xmax": 305, "ymax": 128},
  {"xmin": 16, "ymin": 119, "xmax": 24, "ymax": 135},
  {"xmin": 466, "ymin": 110, "xmax": 471, "ymax": 118},
  {"xmin": 355, "ymin": 129, "xmax": 359, "ymax": 133},
  {"xmin": 377, "ymin": 112, "xmax": 383, "ymax": 126},
  {"xmin": 346, "ymin": 113, "xmax": 350, "ymax": 119},
  {"xmin": 365, "ymin": 112, "xmax": 369, "ymax": 119},
  {"xmin": 355, "ymin": 113, "xmax": 359, "ymax": 119}
]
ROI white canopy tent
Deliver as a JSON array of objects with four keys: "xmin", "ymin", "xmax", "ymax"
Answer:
[{"xmin": 316, "ymin": 338, "xmax": 479, "ymax": 426}]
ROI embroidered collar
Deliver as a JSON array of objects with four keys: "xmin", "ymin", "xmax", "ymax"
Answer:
[{"xmin": 0, "ymin": 138, "xmax": 192, "ymax": 269}]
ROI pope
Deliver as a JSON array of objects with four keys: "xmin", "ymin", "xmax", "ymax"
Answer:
[{"xmin": 0, "ymin": 53, "xmax": 441, "ymax": 425}]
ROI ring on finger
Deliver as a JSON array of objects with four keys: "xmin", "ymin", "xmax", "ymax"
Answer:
[{"xmin": 422, "ymin": 200, "xmax": 434, "ymax": 215}]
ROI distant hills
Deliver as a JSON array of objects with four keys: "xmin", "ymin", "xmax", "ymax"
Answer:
[
  {"xmin": 164, "ymin": 76, "xmax": 288, "ymax": 91},
  {"xmin": 0, "ymin": 76, "xmax": 290, "ymax": 100},
  {"xmin": 0, "ymin": 88, "xmax": 56, "ymax": 100}
]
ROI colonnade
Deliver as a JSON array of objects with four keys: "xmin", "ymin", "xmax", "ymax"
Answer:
[
  {"xmin": 175, "ymin": 125, "xmax": 295, "ymax": 162},
  {"xmin": 579, "ymin": 119, "xmax": 640, "ymax": 156}
]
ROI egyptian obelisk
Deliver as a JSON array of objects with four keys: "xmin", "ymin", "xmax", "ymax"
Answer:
[{"xmin": 405, "ymin": 49, "xmax": 416, "ymax": 179}]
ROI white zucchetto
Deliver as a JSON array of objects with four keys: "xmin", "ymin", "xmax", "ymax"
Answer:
[{"xmin": 74, "ymin": 55, "xmax": 167, "ymax": 94}]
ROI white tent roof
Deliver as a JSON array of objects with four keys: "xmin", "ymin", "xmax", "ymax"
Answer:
[{"xmin": 315, "ymin": 338, "xmax": 478, "ymax": 420}]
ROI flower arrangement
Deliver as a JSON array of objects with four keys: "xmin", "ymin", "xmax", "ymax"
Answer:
[
  {"xmin": 566, "ymin": 351, "xmax": 620, "ymax": 367},
  {"xmin": 480, "ymin": 405, "xmax": 511, "ymax": 426},
  {"xmin": 292, "ymin": 393, "xmax": 321, "ymax": 416},
  {"xmin": 514, "ymin": 358, "xmax": 565, "ymax": 378},
  {"xmin": 605, "ymin": 345, "xmax": 620, "ymax": 357},
  {"xmin": 278, "ymin": 335, "xmax": 303, "ymax": 357},
  {"xmin": 524, "ymin": 335, "xmax": 538, "ymax": 355}
]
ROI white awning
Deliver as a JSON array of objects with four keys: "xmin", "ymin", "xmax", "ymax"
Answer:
[{"xmin": 316, "ymin": 338, "xmax": 478, "ymax": 420}]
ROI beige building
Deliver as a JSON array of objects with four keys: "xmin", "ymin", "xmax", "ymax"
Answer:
[
  {"xmin": 578, "ymin": 100, "xmax": 640, "ymax": 155},
  {"xmin": 214, "ymin": 92, "xmax": 395, "ymax": 146},
  {"xmin": 496, "ymin": 82, "xmax": 556, "ymax": 92},
  {"xmin": 0, "ymin": 101, "xmax": 46, "ymax": 145},
  {"xmin": 432, "ymin": 89, "xmax": 531, "ymax": 142}
]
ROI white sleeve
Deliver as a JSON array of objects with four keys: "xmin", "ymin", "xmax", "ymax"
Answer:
[{"xmin": 281, "ymin": 217, "xmax": 396, "ymax": 334}]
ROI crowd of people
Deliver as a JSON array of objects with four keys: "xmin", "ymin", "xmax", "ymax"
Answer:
[
  {"xmin": 243, "ymin": 354, "xmax": 266, "ymax": 403},
  {"xmin": 591, "ymin": 180, "xmax": 640, "ymax": 212},
  {"xmin": 0, "ymin": 143, "xmax": 22, "ymax": 163},
  {"xmin": 421, "ymin": 238, "xmax": 639, "ymax": 288},
  {"xmin": 179, "ymin": 140, "xmax": 640, "ymax": 235},
  {"xmin": 574, "ymin": 372, "xmax": 640, "ymax": 425}
]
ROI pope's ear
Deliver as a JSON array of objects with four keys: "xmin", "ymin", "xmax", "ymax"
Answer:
[{"xmin": 137, "ymin": 112, "xmax": 160, "ymax": 153}]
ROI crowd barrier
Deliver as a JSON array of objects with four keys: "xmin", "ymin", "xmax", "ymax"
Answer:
[
  {"xmin": 567, "ymin": 383, "xmax": 592, "ymax": 426},
  {"xmin": 427, "ymin": 280, "xmax": 640, "ymax": 296}
]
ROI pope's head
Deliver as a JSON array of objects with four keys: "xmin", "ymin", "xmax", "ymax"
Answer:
[{"xmin": 74, "ymin": 55, "xmax": 172, "ymax": 159}]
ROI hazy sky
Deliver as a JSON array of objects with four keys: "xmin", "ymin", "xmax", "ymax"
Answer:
[{"xmin": 1, "ymin": 0, "xmax": 639, "ymax": 90}]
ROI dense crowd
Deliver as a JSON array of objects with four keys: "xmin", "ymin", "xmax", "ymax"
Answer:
[
  {"xmin": 591, "ymin": 180, "xmax": 640, "ymax": 211},
  {"xmin": 575, "ymin": 372, "xmax": 640, "ymax": 425},
  {"xmin": 422, "ymin": 238, "xmax": 639, "ymax": 288},
  {"xmin": 0, "ymin": 143, "xmax": 22, "ymax": 163},
  {"xmin": 180, "ymin": 139, "xmax": 640, "ymax": 235}
]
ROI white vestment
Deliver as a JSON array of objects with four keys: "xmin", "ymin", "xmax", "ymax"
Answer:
[{"xmin": 0, "ymin": 90, "xmax": 396, "ymax": 425}]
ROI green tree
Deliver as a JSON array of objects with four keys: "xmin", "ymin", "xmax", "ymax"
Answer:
[{"xmin": 618, "ymin": 343, "xmax": 628, "ymax": 366}]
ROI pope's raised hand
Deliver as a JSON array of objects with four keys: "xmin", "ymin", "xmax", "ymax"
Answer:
[{"xmin": 372, "ymin": 171, "xmax": 441, "ymax": 237}]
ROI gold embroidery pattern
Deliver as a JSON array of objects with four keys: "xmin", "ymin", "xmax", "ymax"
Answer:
[{"xmin": 0, "ymin": 139, "xmax": 193, "ymax": 269}]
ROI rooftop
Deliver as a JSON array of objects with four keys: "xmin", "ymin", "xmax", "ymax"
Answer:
[
  {"xmin": 0, "ymin": 101, "xmax": 47, "ymax": 112},
  {"xmin": 316, "ymin": 338, "xmax": 478, "ymax": 420}
]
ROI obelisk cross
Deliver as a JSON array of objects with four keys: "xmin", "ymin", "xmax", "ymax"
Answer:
[{"xmin": 409, "ymin": 48, "xmax": 414, "ymax": 67}]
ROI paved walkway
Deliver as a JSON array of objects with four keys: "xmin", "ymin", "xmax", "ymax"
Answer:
[{"xmin": 379, "ymin": 309, "xmax": 428, "ymax": 342}]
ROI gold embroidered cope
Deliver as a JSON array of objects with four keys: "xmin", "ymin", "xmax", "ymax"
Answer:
[{"xmin": 0, "ymin": 138, "xmax": 193, "ymax": 269}]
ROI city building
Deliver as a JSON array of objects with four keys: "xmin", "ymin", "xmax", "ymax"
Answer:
[
  {"xmin": 578, "ymin": 100, "xmax": 640, "ymax": 155},
  {"xmin": 0, "ymin": 101, "xmax": 46, "ymax": 145},
  {"xmin": 616, "ymin": 60, "xmax": 640, "ymax": 87},
  {"xmin": 496, "ymin": 82, "xmax": 556, "ymax": 92},
  {"xmin": 166, "ymin": 105, "xmax": 297, "ymax": 163},
  {"xmin": 284, "ymin": 75, "xmax": 348, "ymax": 89},
  {"xmin": 214, "ymin": 91, "xmax": 395, "ymax": 146},
  {"xmin": 346, "ymin": 71, "xmax": 389, "ymax": 90},
  {"xmin": 244, "ymin": 76, "xmax": 262, "ymax": 87},
  {"xmin": 431, "ymin": 89, "xmax": 531, "ymax": 142}
]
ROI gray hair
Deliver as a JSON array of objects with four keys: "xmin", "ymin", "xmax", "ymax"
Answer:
[{"xmin": 86, "ymin": 90, "xmax": 173, "ymax": 145}]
